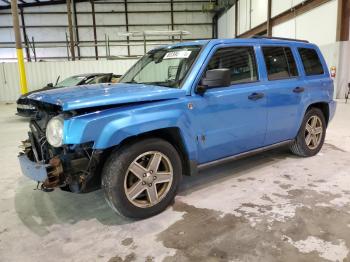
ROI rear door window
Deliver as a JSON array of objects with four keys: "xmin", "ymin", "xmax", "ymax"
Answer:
[
  {"xmin": 206, "ymin": 46, "xmax": 258, "ymax": 85},
  {"xmin": 262, "ymin": 46, "xmax": 298, "ymax": 80},
  {"xmin": 298, "ymin": 48, "xmax": 324, "ymax": 76}
]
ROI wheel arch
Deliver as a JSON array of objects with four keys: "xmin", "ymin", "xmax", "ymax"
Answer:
[
  {"xmin": 306, "ymin": 102, "xmax": 330, "ymax": 126},
  {"xmin": 112, "ymin": 127, "xmax": 193, "ymax": 176}
]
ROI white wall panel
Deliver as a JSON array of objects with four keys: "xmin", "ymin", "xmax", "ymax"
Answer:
[
  {"xmin": 271, "ymin": 0, "xmax": 304, "ymax": 17},
  {"xmin": 295, "ymin": 0, "xmax": 338, "ymax": 46},
  {"xmin": 175, "ymin": 12, "xmax": 211, "ymax": 24},
  {"xmin": 335, "ymin": 41, "xmax": 350, "ymax": 98},
  {"xmin": 94, "ymin": 13, "xmax": 126, "ymax": 25},
  {"xmin": 0, "ymin": 49, "xmax": 16, "ymax": 60},
  {"xmin": 272, "ymin": 0, "xmax": 338, "ymax": 46},
  {"xmin": 27, "ymin": 27, "xmax": 68, "ymax": 42},
  {"xmin": 0, "ymin": 28, "xmax": 15, "ymax": 42},
  {"xmin": 27, "ymin": 14, "xmax": 68, "ymax": 26},
  {"xmin": 251, "ymin": 0, "xmax": 268, "ymax": 28},
  {"xmin": 173, "ymin": 3, "xmax": 203, "ymax": 11},
  {"xmin": 315, "ymin": 41, "xmax": 350, "ymax": 99},
  {"xmin": 238, "ymin": 0, "xmax": 251, "ymax": 35},
  {"xmin": 272, "ymin": 19, "xmax": 295, "ymax": 39},
  {"xmin": 128, "ymin": 3, "xmax": 170, "ymax": 12},
  {"xmin": 129, "ymin": 13, "xmax": 170, "ymax": 24},
  {"xmin": 218, "ymin": 5, "xmax": 236, "ymax": 39},
  {"xmin": 0, "ymin": 59, "xmax": 138, "ymax": 102},
  {"xmin": 34, "ymin": 48, "xmax": 69, "ymax": 59},
  {"xmin": 0, "ymin": 14, "xmax": 12, "ymax": 26},
  {"xmin": 25, "ymin": 5, "xmax": 67, "ymax": 12}
]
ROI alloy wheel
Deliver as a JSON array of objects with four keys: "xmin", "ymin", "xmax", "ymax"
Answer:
[
  {"xmin": 304, "ymin": 115, "xmax": 323, "ymax": 150},
  {"xmin": 124, "ymin": 151, "xmax": 173, "ymax": 208}
]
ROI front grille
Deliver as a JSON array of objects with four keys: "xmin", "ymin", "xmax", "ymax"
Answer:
[{"xmin": 29, "ymin": 121, "xmax": 46, "ymax": 162}]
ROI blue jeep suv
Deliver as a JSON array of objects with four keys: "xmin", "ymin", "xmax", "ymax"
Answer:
[{"xmin": 18, "ymin": 37, "xmax": 336, "ymax": 218}]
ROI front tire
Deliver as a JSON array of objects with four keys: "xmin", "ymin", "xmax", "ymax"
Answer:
[
  {"xmin": 102, "ymin": 138, "xmax": 182, "ymax": 219},
  {"xmin": 290, "ymin": 107, "xmax": 326, "ymax": 157}
]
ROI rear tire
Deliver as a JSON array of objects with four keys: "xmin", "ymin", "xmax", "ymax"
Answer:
[
  {"xmin": 290, "ymin": 107, "xmax": 326, "ymax": 157},
  {"xmin": 102, "ymin": 138, "xmax": 182, "ymax": 219}
]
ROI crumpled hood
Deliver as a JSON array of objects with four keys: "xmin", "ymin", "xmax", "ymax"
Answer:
[{"xmin": 27, "ymin": 83, "xmax": 186, "ymax": 111}]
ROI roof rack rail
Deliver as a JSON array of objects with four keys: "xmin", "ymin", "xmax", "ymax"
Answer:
[{"xmin": 251, "ymin": 35, "xmax": 309, "ymax": 43}]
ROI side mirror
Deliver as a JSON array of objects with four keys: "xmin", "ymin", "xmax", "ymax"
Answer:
[
  {"xmin": 196, "ymin": 69, "xmax": 231, "ymax": 95},
  {"xmin": 196, "ymin": 85, "xmax": 207, "ymax": 95}
]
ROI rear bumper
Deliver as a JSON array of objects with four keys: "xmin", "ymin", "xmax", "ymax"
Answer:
[
  {"xmin": 18, "ymin": 153, "xmax": 48, "ymax": 182},
  {"xmin": 328, "ymin": 100, "xmax": 337, "ymax": 122}
]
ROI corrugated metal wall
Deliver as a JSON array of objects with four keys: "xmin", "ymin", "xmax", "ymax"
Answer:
[{"xmin": 0, "ymin": 59, "xmax": 137, "ymax": 102}]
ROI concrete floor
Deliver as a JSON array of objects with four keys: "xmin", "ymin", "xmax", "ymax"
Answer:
[{"xmin": 0, "ymin": 102, "xmax": 350, "ymax": 262}]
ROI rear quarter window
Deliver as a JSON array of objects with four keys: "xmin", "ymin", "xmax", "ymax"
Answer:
[{"xmin": 298, "ymin": 48, "xmax": 324, "ymax": 76}]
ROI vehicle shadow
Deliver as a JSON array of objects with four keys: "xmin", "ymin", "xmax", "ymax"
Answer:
[
  {"xmin": 14, "ymin": 183, "xmax": 133, "ymax": 236},
  {"xmin": 179, "ymin": 146, "xmax": 292, "ymax": 195},
  {"xmin": 14, "ymin": 146, "xmax": 292, "ymax": 236}
]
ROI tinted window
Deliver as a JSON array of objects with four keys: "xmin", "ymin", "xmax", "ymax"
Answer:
[
  {"xmin": 262, "ymin": 46, "xmax": 298, "ymax": 80},
  {"xmin": 298, "ymin": 48, "xmax": 324, "ymax": 76},
  {"xmin": 206, "ymin": 46, "xmax": 258, "ymax": 85}
]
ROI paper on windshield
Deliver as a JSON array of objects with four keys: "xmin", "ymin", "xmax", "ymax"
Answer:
[{"xmin": 163, "ymin": 50, "xmax": 192, "ymax": 59}]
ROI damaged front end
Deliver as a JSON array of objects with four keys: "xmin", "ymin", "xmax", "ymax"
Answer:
[{"xmin": 18, "ymin": 104, "xmax": 104, "ymax": 193}]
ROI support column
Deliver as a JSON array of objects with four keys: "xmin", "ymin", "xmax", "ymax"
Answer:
[
  {"xmin": 267, "ymin": 0, "xmax": 272, "ymax": 37},
  {"xmin": 124, "ymin": 0, "xmax": 130, "ymax": 56},
  {"xmin": 337, "ymin": 0, "xmax": 350, "ymax": 41},
  {"xmin": 90, "ymin": 0, "xmax": 98, "ymax": 60},
  {"xmin": 11, "ymin": 0, "xmax": 28, "ymax": 94},
  {"xmin": 73, "ymin": 0, "xmax": 81, "ymax": 59},
  {"xmin": 19, "ymin": 7, "xmax": 31, "ymax": 62},
  {"xmin": 67, "ymin": 0, "xmax": 76, "ymax": 60},
  {"xmin": 235, "ymin": 1, "xmax": 238, "ymax": 37},
  {"xmin": 170, "ymin": 0, "xmax": 174, "ymax": 41}
]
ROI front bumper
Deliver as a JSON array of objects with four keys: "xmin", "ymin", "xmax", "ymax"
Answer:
[
  {"xmin": 16, "ymin": 102, "xmax": 37, "ymax": 117},
  {"xmin": 16, "ymin": 108, "xmax": 36, "ymax": 117},
  {"xmin": 18, "ymin": 153, "xmax": 48, "ymax": 182}
]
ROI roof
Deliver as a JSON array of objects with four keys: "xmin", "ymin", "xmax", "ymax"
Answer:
[{"xmin": 152, "ymin": 37, "xmax": 315, "ymax": 52}]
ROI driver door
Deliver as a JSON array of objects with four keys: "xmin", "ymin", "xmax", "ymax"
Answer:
[{"xmin": 193, "ymin": 45, "xmax": 268, "ymax": 164}]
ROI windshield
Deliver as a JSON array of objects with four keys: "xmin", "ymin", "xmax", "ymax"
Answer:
[
  {"xmin": 55, "ymin": 76, "xmax": 85, "ymax": 87},
  {"xmin": 120, "ymin": 45, "xmax": 201, "ymax": 88}
]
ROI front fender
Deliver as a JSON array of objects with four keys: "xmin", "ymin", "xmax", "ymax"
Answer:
[{"xmin": 64, "ymin": 103, "xmax": 197, "ymax": 160}]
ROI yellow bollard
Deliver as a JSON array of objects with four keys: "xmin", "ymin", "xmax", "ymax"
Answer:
[
  {"xmin": 16, "ymin": 48, "xmax": 28, "ymax": 94},
  {"xmin": 11, "ymin": 0, "xmax": 28, "ymax": 95}
]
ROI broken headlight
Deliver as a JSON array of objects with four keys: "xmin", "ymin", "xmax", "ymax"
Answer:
[{"xmin": 46, "ymin": 116, "xmax": 64, "ymax": 147}]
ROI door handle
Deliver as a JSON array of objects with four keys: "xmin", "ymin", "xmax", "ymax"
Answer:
[
  {"xmin": 293, "ymin": 87, "xmax": 305, "ymax": 93},
  {"xmin": 248, "ymin": 92, "xmax": 265, "ymax": 101}
]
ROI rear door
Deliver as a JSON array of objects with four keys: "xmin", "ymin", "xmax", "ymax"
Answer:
[{"xmin": 260, "ymin": 45, "xmax": 306, "ymax": 145}]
